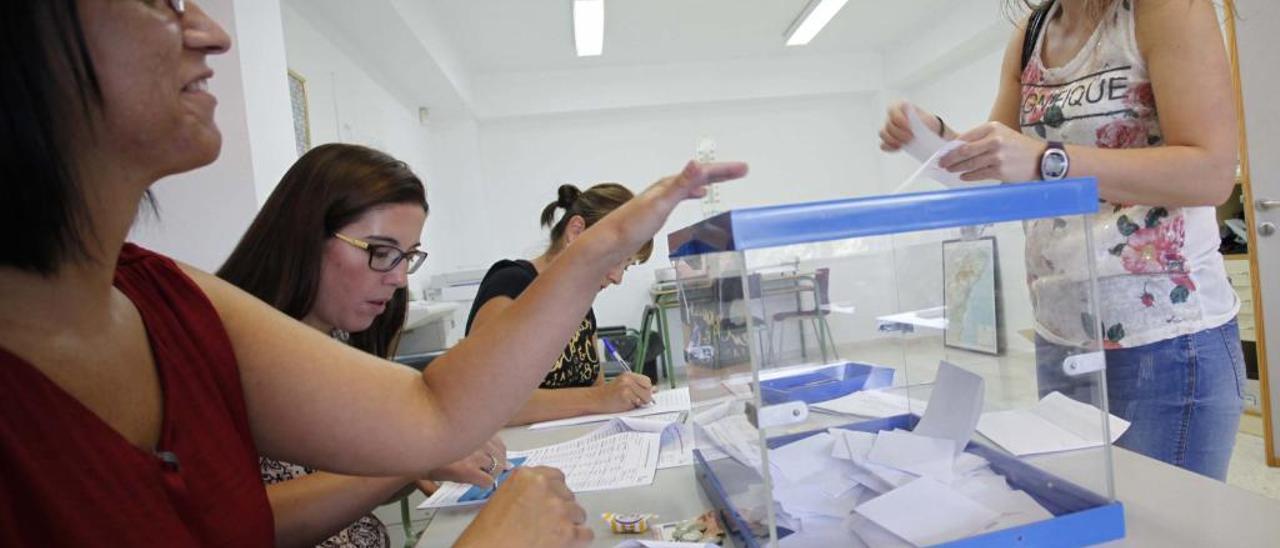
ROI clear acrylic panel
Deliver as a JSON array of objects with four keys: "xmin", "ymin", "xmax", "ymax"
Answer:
[{"xmin": 674, "ymin": 181, "xmax": 1119, "ymax": 547}]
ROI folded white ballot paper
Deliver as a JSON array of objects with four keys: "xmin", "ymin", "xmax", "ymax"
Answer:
[
  {"xmin": 762, "ymin": 361, "xmax": 1058, "ymax": 544},
  {"xmin": 914, "ymin": 361, "xmax": 986, "ymax": 455},
  {"xmin": 855, "ymin": 477, "xmax": 1000, "ymax": 546},
  {"xmin": 866, "ymin": 429, "xmax": 958, "ymax": 483},
  {"xmin": 978, "ymin": 391, "xmax": 1131, "ymax": 456},
  {"xmin": 528, "ymin": 387, "xmax": 691, "ymax": 430},
  {"xmin": 893, "ymin": 108, "xmax": 971, "ymax": 192}
]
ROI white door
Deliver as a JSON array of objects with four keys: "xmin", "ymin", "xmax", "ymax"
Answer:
[{"xmin": 1235, "ymin": 0, "xmax": 1280, "ymax": 465}]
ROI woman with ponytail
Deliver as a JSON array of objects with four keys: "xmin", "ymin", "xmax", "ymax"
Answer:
[{"xmin": 464, "ymin": 183, "xmax": 657, "ymax": 425}]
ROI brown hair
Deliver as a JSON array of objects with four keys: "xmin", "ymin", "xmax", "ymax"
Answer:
[
  {"xmin": 217, "ymin": 143, "xmax": 428, "ymax": 359},
  {"xmin": 1002, "ymin": 0, "xmax": 1114, "ymax": 24},
  {"xmin": 539, "ymin": 182, "xmax": 653, "ymax": 263}
]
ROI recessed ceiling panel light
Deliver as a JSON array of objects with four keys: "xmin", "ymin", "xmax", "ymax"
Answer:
[
  {"xmin": 785, "ymin": 0, "xmax": 850, "ymax": 46},
  {"xmin": 574, "ymin": 0, "xmax": 604, "ymax": 56}
]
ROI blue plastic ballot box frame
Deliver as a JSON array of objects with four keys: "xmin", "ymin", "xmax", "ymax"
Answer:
[
  {"xmin": 758, "ymin": 361, "xmax": 895, "ymax": 406},
  {"xmin": 669, "ymin": 179, "xmax": 1124, "ymax": 546}
]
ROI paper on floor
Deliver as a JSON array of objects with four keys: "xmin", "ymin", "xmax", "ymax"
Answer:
[
  {"xmin": 855, "ymin": 477, "xmax": 1000, "ymax": 546},
  {"xmin": 977, "ymin": 391, "xmax": 1130, "ymax": 456},
  {"xmin": 914, "ymin": 361, "xmax": 985, "ymax": 455},
  {"xmin": 528, "ymin": 387, "xmax": 691, "ymax": 430}
]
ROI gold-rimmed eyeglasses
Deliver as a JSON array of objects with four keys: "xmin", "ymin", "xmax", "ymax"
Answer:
[{"xmin": 333, "ymin": 233, "xmax": 428, "ymax": 274}]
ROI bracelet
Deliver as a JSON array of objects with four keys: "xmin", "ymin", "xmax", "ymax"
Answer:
[{"xmin": 935, "ymin": 115, "xmax": 948, "ymax": 138}]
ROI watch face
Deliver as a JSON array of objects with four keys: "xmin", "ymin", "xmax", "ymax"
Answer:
[{"xmin": 1042, "ymin": 149, "xmax": 1068, "ymax": 179}]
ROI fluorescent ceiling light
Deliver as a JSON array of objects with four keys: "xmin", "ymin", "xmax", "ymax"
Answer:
[
  {"xmin": 574, "ymin": 0, "xmax": 604, "ymax": 57},
  {"xmin": 785, "ymin": 0, "xmax": 849, "ymax": 46}
]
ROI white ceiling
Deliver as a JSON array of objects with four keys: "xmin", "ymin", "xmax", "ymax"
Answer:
[{"xmin": 427, "ymin": 0, "xmax": 958, "ymax": 74}]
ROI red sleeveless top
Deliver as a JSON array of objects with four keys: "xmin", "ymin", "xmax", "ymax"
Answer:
[{"xmin": 0, "ymin": 244, "xmax": 273, "ymax": 546}]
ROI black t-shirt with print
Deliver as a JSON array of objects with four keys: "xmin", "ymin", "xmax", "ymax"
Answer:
[{"xmin": 464, "ymin": 259, "xmax": 599, "ymax": 389}]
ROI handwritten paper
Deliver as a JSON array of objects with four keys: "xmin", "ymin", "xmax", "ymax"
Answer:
[
  {"xmin": 528, "ymin": 387, "xmax": 691, "ymax": 430},
  {"xmin": 418, "ymin": 431, "xmax": 660, "ymax": 509}
]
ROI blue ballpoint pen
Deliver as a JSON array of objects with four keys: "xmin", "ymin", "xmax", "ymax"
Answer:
[{"xmin": 601, "ymin": 338, "xmax": 631, "ymax": 372}]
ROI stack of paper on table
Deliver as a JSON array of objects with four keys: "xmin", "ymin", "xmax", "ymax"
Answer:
[
  {"xmin": 419, "ymin": 430, "xmax": 660, "ymax": 509},
  {"xmin": 528, "ymin": 387, "xmax": 691, "ymax": 430},
  {"xmin": 977, "ymin": 391, "xmax": 1131, "ymax": 456},
  {"xmin": 581, "ymin": 414, "xmax": 693, "ymax": 469}
]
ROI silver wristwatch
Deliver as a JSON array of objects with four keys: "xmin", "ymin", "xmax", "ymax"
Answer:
[{"xmin": 1039, "ymin": 141, "xmax": 1069, "ymax": 181}]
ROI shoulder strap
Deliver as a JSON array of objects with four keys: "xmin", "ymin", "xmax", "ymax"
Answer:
[{"xmin": 1021, "ymin": 1, "xmax": 1053, "ymax": 71}]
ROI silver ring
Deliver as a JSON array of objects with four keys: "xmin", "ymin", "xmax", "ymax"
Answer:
[{"xmin": 483, "ymin": 453, "xmax": 498, "ymax": 476}]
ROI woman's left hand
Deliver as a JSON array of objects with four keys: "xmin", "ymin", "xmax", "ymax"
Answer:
[
  {"xmin": 939, "ymin": 121, "xmax": 1044, "ymax": 183},
  {"xmin": 423, "ymin": 436, "xmax": 509, "ymax": 488}
]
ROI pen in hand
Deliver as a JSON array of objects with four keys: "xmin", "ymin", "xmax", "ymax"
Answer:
[{"xmin": 602, "ymin": 338, "xmax": 655, "ymax": 406}]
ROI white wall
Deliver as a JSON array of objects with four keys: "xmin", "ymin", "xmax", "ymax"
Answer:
[
  {"xmin": 477, "ymin": 93, "xmax": 884, "ymax": 327},
  {"xmin": 129, "ymin": 0, "xmax": 293, "ymax": 272},
  {"xmin": 281, "ymin": 4, "xmax": 476, "ymax": 293}
]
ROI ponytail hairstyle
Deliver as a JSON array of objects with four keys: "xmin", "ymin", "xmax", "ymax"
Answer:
[{"xmin": 539, "ymin": 182, "xmax": 653, "ymax": 263}]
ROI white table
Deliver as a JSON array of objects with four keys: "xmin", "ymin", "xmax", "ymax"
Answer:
[{"xmin": 414, "ymin": 424, "xmax": 1280, "ymax": 547}]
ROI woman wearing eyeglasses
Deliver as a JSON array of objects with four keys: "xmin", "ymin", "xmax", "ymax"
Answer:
[
  {"xmin": 465, "ymin": 183, "xmax": 658, "ymax": 425},
  {"xmin": 218, "ymin": 143, "xmax": 505, "ymax": 548}
]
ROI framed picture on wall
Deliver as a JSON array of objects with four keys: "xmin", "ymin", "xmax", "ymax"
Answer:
[
  {"xmin": 288, "ymin": 69, "xmax": 311, "ymax": 157},
  {"xmin": 942, "ymin": 236, "xmax": 1003, "ymax": 355}
]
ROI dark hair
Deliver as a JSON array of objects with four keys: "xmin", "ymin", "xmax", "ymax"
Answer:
[
  {"xmin": 539, "ymin": 183, "xmax": 653, "ymax": 263},
  {"xmin": 1, "ymin": 0, "xmax": 104, "ymax": 275},
  {"xmin": 217, "ymin": 144, "xmax": 428, "ymax": 359}
]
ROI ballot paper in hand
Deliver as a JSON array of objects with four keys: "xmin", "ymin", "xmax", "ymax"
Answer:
[
  {"xmin": 977, "ymin": 391, "xmax": 1131, "ymax": 456},
  {"xmin": 894, "ymin": 108, "xmax": 969, "ymax": 191}
]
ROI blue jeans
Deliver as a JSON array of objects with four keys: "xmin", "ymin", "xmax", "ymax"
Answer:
[{"xmin": 1036, "ymin": 319, "xmax": 1246, "ymax": 481}]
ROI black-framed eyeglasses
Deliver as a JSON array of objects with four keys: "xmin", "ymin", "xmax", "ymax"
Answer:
[{"xmin": 333, "ymin": 233, "xmax": 428, "ymax": 274}]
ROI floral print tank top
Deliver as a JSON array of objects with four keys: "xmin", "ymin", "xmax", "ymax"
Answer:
[{"xmin": 1019, "ymin": 0, "xmax": 1237, "ymax": 348}]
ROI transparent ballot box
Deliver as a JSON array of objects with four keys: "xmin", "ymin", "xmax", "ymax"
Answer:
[{"xmin": 668, "ymin": 179, "xmax": 1124, "ymax": 547}]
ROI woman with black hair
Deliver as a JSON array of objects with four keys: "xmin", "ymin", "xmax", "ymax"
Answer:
[{"xmin": 466, "ymin": 183, "xmax": 657, "ymax": 426}]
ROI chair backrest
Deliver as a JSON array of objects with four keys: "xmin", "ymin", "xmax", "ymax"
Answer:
[{"xmin": 814, "ymin": 268, "xmax": 831, "ymax": 306}]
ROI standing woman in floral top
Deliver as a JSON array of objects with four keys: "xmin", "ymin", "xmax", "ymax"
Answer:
[
  {"xmin": 219, "ymin": 144, "xmax": 506, "ymax": 547},
  {"xmin": 880, "ymin": 0, "xmax": 1243, "ymax": 480}
]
